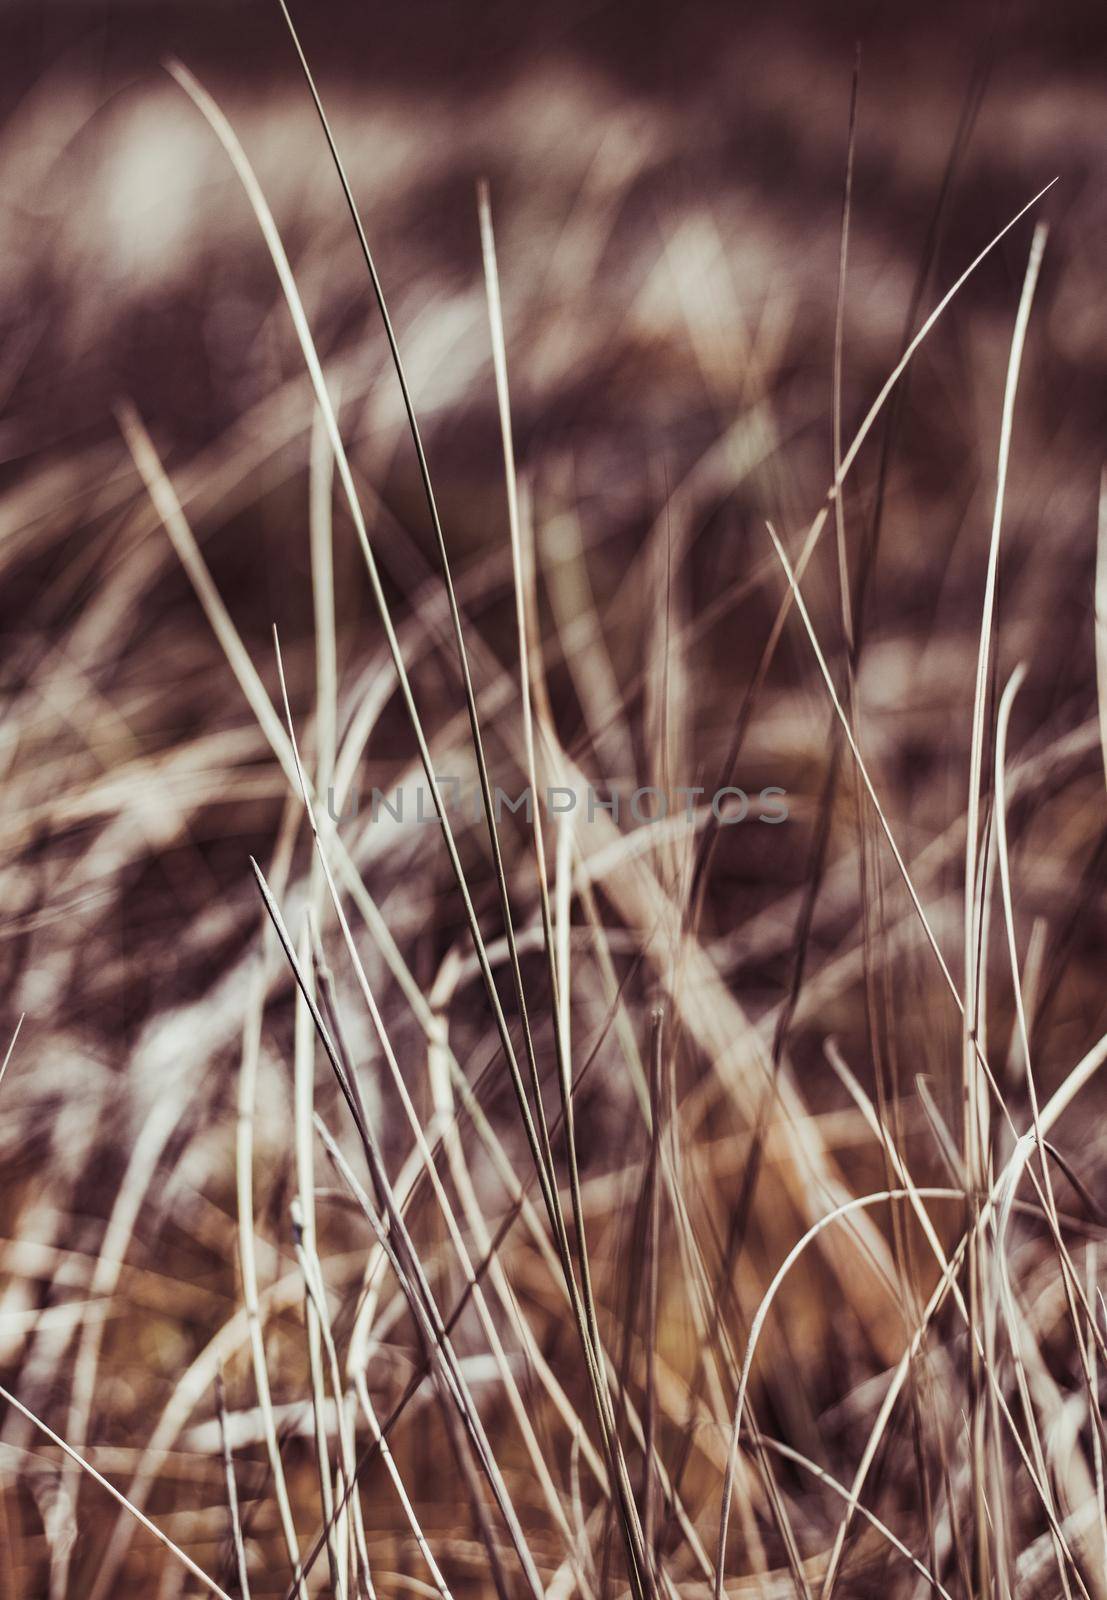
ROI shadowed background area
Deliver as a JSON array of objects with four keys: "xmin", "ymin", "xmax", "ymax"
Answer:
[{"xmin": 2, "ymin": 2, "xmax": 1107, "ymax": 1597}]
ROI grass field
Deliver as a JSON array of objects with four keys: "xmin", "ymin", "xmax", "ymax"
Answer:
[{"xmin": 2, "ymin": 4, "xmax": 1107, "ymax": 1597}]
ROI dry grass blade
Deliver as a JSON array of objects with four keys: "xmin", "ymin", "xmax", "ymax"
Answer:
[
  {"xmin": 1096, "ymin": 469, "xmax": 1107, "ymax": 789},
  {"xmin": 215, "ymin": 1368, "xmax": 252, "ymax": 1600},
  {"xmin": 832, "ymin": 48, "xmax": 860, "ymax": 651},
  {"xmin": 117, "ymin": 400, "xmax": 299, "ymax": 789},
  {"xmin": 0, "ymin": 1015, "xmax": 24, "ymax": 1097},
  {"xmin": 714, "ymin": 1186, "xmax": 962, "ymax": 1600},
  {"xmin": 0, "ymin": 1383, "xmax": 235, "ymax": 1600},
  {"xmin": 765, "ymin": 519, "xmax": 963, "ymax": 1008},
  {"xmin": 961, "ymin": 219, "xmax": 1046, "ymax": 1594},
  {"xmin": 163, "ymin": 53, "xmax": 575, "ymax": 1306},
  {"xmin": 476, "ymin": 176, "xmax": 650, "ymax": 1591}
]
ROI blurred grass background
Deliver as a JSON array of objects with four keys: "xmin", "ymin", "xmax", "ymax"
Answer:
[{"xmin": 2, "ymin": 2, "xmax": 1107, "ymax": 1596}]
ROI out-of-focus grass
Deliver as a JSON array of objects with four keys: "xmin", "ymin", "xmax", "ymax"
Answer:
[{"xmin": 2, "ymin": 5, "xmax": 1107, "ymax": 1598}]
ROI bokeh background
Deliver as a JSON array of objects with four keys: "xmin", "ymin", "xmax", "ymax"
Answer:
[{"xmin": 2, "ymin": 2, "xmax": 1107, "ymax": 1596}]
